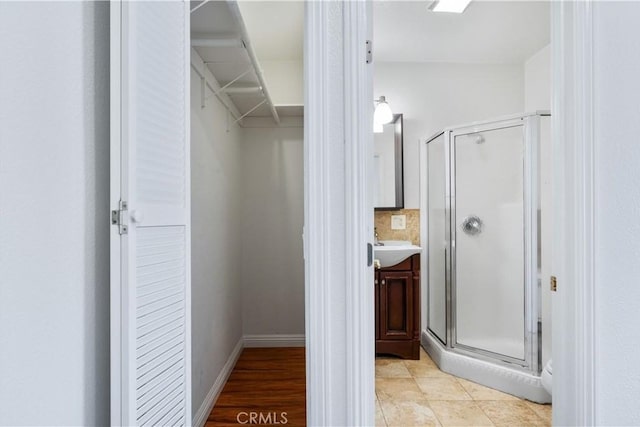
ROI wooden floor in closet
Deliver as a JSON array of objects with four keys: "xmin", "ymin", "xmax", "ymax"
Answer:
[{"xmin": 205, "ymin": 347, "xmax": 306, "ymax": 427}]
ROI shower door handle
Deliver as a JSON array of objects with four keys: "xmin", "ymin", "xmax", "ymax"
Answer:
[{"xmin": 461, "ymin": 216, "xmax": 483, "ymax": 236}]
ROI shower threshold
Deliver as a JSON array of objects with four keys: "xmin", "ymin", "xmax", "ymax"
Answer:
[{"xmin": 422, "ymin": 330, "xmax": 551, "ymax": 404}]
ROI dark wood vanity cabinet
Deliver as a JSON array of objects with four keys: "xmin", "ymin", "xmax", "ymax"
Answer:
[{"xmin": 375, "ymin": 254, "xmax": 420, "ymax": 360}]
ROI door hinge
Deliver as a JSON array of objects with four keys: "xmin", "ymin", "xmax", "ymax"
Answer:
[
  {"xmin": 111, "ymin": 200, "xmax": 128, "ymax": 235},
  {"xmin": 550, "ymin": 275, "xmax": 557, "ymax": 292},
  {"xmin": 366, "ymin": 40, "xmax": 372, "ymax": 64}
]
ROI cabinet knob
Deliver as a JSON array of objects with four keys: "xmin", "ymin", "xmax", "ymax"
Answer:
[
  {"xmin": 381, "ymin": 280, "xmax": 386, "ymax": 285},
  {"xmin": 375, "ymin": 280, "xmax": 378, "ymax": 285}
]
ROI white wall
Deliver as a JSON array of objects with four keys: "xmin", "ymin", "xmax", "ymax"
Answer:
[
  {"xmin": 261, "ymin": 60, "xmax": 303, "ymax": 106},
  {"xmin": 0, "ymin": 2, "xmax": 110, "ymax": 425},
  {"xmin": 593, "ymin": 2, "xmax": 640, "ymax": 423},
  {"xmin": 190, "ymin": 68, "xmax": 244, "ymax": 419},
  {"xmin": 374, "ymin": 62, "xmax": 524, "ymax": 208},
  {"xmin": 240, "ymin": 127, "xmax": 305, "ymax": 336},
  {"xmin": 525, "ymin": 44, "xmax": 551, "ymax": 112}
]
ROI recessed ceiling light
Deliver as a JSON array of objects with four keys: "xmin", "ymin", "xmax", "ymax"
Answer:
[{"xmin": 428, "ymin": 0, "xmax": 472, "ymax": 14}]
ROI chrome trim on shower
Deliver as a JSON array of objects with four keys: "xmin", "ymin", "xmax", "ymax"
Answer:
[
  {"xmin": 424, "ymin": 131, "xmax": 447, "ymax": 346},
  {"xmin": 446, "ymin": 129, "xmax": 455, "ymax": 350}
]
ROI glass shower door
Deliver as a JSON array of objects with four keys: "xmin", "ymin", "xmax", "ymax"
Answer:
[
  {"xmin": 426, "ymin": 133, "xmax": 447, "ymax": 344},
  {"xmin": 452, "ymin": 125, "xmax": 526, "ymax": 362}
]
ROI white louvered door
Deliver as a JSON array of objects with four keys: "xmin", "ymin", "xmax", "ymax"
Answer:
[{"xmin": 110, "ymin": 2, "xmax": 191, "ymax": 426}]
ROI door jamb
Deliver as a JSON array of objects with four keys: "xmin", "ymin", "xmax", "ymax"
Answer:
[
  {"xmin": 304, "ymin": 1, "xmax": 374, "ymax": 425},
  {"xmin": 109, "ymin": 2, "xmax": 123, "ymax": 423},
  {"xmin": 551, "ymin": 1, "xmax": 596, "ymax": 425}
]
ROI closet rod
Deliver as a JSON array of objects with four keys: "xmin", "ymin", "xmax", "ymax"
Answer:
[
  {"xmin": 232, "ymin": 99, "xmax": 266, "ymax": 125},
  {"xmin": 190, "ymin": 0, "xmax": 211, "ymax": 14}
]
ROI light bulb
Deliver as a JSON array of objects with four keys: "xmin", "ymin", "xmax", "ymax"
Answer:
[{"xmin": 374, "ymin": 96, "xmax": 393, "ymax": 125}]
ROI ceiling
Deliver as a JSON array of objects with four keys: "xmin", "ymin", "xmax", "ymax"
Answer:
[
  {"xmin": 197, "ymin": 0, "xmax": 549, "ymax": 65},
  {"xmin": 237, "ymin": 1, "xmax": 304, "ymax": 61},
  {"xmin": 188, "ymin": 0, "xmax": 549, "ymax": 122},
  {"xmin": 374, "ymin": 1, "xmax": 550, "ymax": 63}
]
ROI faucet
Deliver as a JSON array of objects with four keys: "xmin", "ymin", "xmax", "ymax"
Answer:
[{"xmin": 374, "ymin": 227, "xmax": 382, "ymax": 246}]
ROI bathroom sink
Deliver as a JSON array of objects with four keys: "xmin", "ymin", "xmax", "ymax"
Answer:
[{"xmin": 374, "ymin": 240, "xmax": 422, "ymax": 268}]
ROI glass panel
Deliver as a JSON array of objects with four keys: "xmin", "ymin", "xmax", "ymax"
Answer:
[
  {"xmin": 427, "ymin": 134, "xmax": 447, "ymax": 343},
  {"xmin": 454, "ymin": 125, "xmax": 525, "ymax": 360}
]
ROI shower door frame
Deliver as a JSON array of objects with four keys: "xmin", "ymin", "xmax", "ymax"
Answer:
[
  {"xmin": 423, "ymin": 131, "xmax": 447, "ymax": 346},
  {"xmin": 428, "ymin": 112, "xmax": 546, "ymax": 374}
]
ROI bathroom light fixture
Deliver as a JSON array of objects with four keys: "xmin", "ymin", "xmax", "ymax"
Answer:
[
  {"xmin": 428, "ymin": 0, "xmax": 472, "ymax": 13},
  {"xmin": 374, "ymin": 120, "xmax": 384, "ymax": 133},
  {"xmin": 374, "ymin": 96, "xmax": 393, "ymax": 125}
]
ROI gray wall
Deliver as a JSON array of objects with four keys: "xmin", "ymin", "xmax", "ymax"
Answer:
[
  {"xmin": 240, "ymin": 126, "xmax": 304, "ymax": 336},
  {"xmin": 190, "ymin": 68, "xmax": 244, "ymax": 419},
  {"xmin": 190, "ymin": 81, "xmax": 304, "ymax": 416},
  {"xmin": 0, "ymin": 2, "xmax": 110, "ymax": 425}
]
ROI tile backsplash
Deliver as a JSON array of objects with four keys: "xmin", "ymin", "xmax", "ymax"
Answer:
[{"xmin": 374, "ymin": 209, "xmax": 420, "ymax": 246}]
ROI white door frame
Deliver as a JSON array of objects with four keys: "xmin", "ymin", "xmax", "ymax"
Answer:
[
  {"xmin": 109, "ymin": 3, "xmax": 123, "ymax": 422},
  {"xmin": 551, "ymin": 1, "xmax": 596, "ymax": 425},
  {"xmin": 306, "ymin": 1, "xmax": 598, "ymax": 425},
  {"xmin": 304, "ymin": 1, "xmax": 374, "ymax": 425}
]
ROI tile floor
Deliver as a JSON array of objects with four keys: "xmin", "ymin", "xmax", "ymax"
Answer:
[{"xmin": 375, "ymin": 348, "xmax": 552, "ymax": 427}]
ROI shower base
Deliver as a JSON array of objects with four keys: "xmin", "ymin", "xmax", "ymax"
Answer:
[{"xmin": 422, "ymin": 330, "xmax": 551, "ymax": 404}]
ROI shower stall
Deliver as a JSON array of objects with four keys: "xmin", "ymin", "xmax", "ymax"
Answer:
[{"xmin": 420, "ymin": 112, "xmax": 551, "ymax": 403}]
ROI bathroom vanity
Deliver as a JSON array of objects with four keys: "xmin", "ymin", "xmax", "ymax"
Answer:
[{"xmin": 375, "ymin": 253, "xmax": 420, "ymax": 360}]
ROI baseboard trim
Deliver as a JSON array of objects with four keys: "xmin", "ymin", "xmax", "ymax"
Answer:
[
  {"xmin": 192, "ymin": 337, "xmax": 244, "ymax": 427},
  {"xmin": 243, "ymin": 334, "xmax": 306, "ymax": 348}
]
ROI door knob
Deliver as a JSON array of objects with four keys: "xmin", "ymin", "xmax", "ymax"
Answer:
[
  {"xmin": 131, "ymin": 209, "xmax": 144, "ymax": 224},
  {"xmin": 461, "ymin": 215, "xmax": 483, "ymax": 236}
]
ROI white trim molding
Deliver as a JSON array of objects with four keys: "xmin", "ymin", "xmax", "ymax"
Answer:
[
  {"xmin": 192, "ymin": 338, "xmax": 244, "ymax": 427},
  {"xmin": 343, "ymin": 1, "xmax": 375, "ymax": 426},
  {"xmin": 551, "ymin": 1, "xmax": 596, "ymax": 425},
  {"xmin": 244, "ymin": 334, "xmax": 305, "ymax": 348},
  {"xmin": 304, "ymin": 2, "xmax": 334, "ymax": 423},
  {"xmin": 304, "ymin": 1, "xmax": 374, "ymax": 425}
]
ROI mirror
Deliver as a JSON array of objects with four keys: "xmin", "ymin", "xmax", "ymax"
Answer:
[{"xmin": 374, "ymin": 114, "xmax": 404, "ymax": 210}]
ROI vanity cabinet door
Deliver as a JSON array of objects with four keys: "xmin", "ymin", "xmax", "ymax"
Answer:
[
  {"xmin": 379, "ymin": 271, "xmax": 414, "ymax": 341},
  {"xmin": 375, "ymin": 272, "xmax": 380, "ymax": 340}
]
